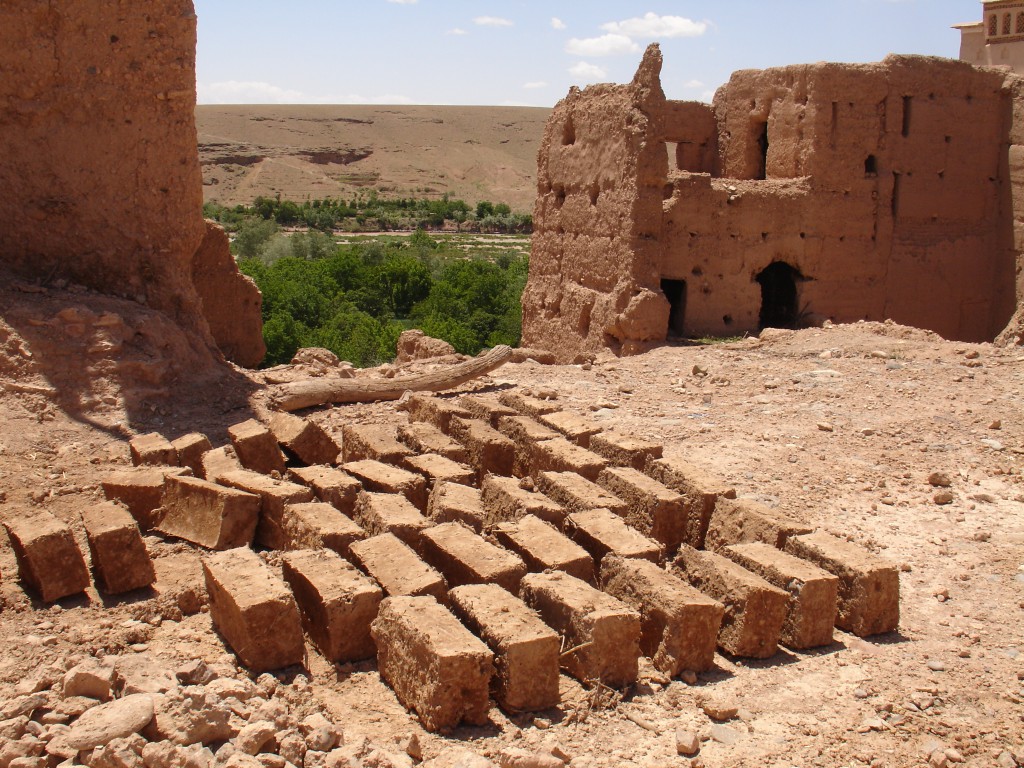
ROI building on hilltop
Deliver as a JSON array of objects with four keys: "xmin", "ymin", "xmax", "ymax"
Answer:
[
  {"xmin": 955, "ymin": 0, "xmax": 1024, "ymax": 73},
  {"xmin": 521, "ymin": 44, "xmax": 1024, "ymax": 362}
]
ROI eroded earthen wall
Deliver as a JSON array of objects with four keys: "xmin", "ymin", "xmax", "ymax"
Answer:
[
  {"xmin": 0, "ymin": 0, "xmax": 265, "ymax": 367},
  {"xmin": 524, "ymin": 46, "xmax": 1024, "ymax": 360},
  {"xmin": 521, "ymin": 46, "xmax": 671, "ymax": 362}
]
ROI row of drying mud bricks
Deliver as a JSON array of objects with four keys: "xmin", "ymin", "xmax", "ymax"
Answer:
[{"xmin": 34, "ymin": 391, "xmax": 900, "ymax": 734}]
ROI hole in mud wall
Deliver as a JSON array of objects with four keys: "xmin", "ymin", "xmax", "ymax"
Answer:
[
  {"xmin": 553, "ymin": 185, "xmax": 566, "ymax": 209},
  {"xmin": 755, "ymin": 261, "xmax": 805, "ymax": 329},
  {"xmin": 901, "ymin": 96, "xmax": 912, "ymax": 137},
  {"xmin": 562, "ymin": 116, "xmax": 576, "ymax": 146},
  {"xmin": 665, "ymin": 142, "xmax": 679, "ymax": 171},
  {"xmin": 661, "ymin": 279, "xmax": 688, "ymax": 338},
  {"xmin": 589, "ymin": 184, "xmax": 599, "ymax": 206},
  {"xmin": 755, "ymin": 121, "xmax": 769, "ymax": 180},
  {"xmin": 864, "ymin": 155, "xmax": 877, "ymax": 177}
]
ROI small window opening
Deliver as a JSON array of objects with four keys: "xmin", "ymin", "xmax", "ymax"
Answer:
[
  {"xmin": 661, "ymin": 279, "xmax": 687, "ymax": 338},
  {"xmin": 989, "ymin": 14, "xmax": 998, "ymax": 36},
  {"xmin": 562, "ymin": 116, "xmax": 575, "ymax": 146},
  {"xmin": 1017, "ymin": 13, "xmax": 1024, "ymax": 33},
  {"xmin": 756, "ymin": 262, "xmax": 804, "ymax": 329},
  {"xmin": 901, "ymin": 96, "xmax": 912, "ymax": 137},
  {"xmin": 1004, "ymin": 13, "xmax": 1012, "ymax": 35},
  {"xmin": 830, "ymin": 102, "xmax": 838, "ymax": 148},
  {"xmin": 864, "ymin": 155, "xmax": 878, "ymax": 177},
  {"xmin": 755, "ymin": 121, "xmax": 769, "ymax": 180}
]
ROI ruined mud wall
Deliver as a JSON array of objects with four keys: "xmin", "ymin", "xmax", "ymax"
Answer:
[
  {"xmin": 678, "ymin": 56, "xmax": 1018, "ymax": 342},
  {"xmin": 521, "ymin": 46, "xmax": 672, "ymax": 362},
  {"xmin": 0, "ymin": 1, "xmax": 264, "ymax": 367},
  {"xmin": 524, "ymin": 47, "xmax": 1024, "ymax": 360}
]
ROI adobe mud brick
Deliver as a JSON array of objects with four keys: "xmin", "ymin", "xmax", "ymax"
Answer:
[
  {"xmin": 600, "ymin": 554, "xmax": 724, "ymax": 674},
  {"xmin": 449, "ymin": 584, "xmax": 560, "ymax": 712},
  {"xmin": 674, "ymin": 545, "xmax": 789, "ymax": 659},
  {"xmin": 419, "ymin": 522, "xmax": 527, "ymax": 593},
  {"xmin": 157, "ymin": 475, "xmax": 261, "ymax": 550},
  {"xmin": 427, "ymin": 481, "xmax": 486, "ymax": 531},
  {"xmin": 644, "ymin": 457, "xmax": 738, "ymax": 548},
  {"xmin": 402, "ymin": 453, "xmax": 476, "ymax": 487},
  {"xmin": 495, "ymin": 414, "xmax": 559, "ymax": 477},
  {"xmin": 589, "ymin": 433, "xmax": 663, "ymax": 471},
  {"xmin": 276, "ymin": 502, "xmax": 367, "ymax": 556},
  {"xmin": 341, "ymin": 459, "xmax": 428, "ymax": 510},
  {"xmin": 268, "ymin": 412, "xmax": 339, "ymax": 466},
  {"xmin": 491, "ymin": 515, "xmax": 594, "ymax": 583},
  {"xmin": 520, "ymin": 571, "xmax": 641, "ymax": 688},
  {"xmin": 448, "ymin": 417, "xmax": 515, "ymax": 480},
  {"xmin": 459, "ymin": 393, "xmax": 518, "ymax": 427},
  {"xmin": 170, "ymin": 433, "xmax": 211, "ymax": 477},
  {"xmin": 596, "ymin": 467, "xmax": 687, "ymax": 554},
  {"xmin": 129, "ymin": 432, "xmax": 177, "ymax": 467},
  {"xmin": 723, "ymin": 542, "xmax": 839, "ymax": 649},
  {"xmin": 565, "ymin": 508, "xmax": 664, "ymax": 564},
  {"xmin": 3, "ymin": 510, "xmax": 90, "ymax": 602},
  {"xmin": 101, "ymin": 466, "xmax": 191, "ymax": 530},
  {"xmin": 288, "ymin": 465, "xmax": 361, "ymax": 517},
  {"xmin": 282, "ymin": 549, "xmax": 382, "ymax": 662},
  {"xmin": 404, "ymin": 394, "xmax": 472, "ymax": 434},
  {"xmin": 354, "ymin": 491, "xmax": 433, "ymax": 548},
  {"xmin": 535, "ymin": 471, "xmax": 628, "ymax": 516},
  {"xmin": 480, "ymin": 475, "xmax": 565, "ymax": 527},
  {"xmin": 530, "ymin": 436, "xmax": 608, "ymax": 482},
  {"xmin": 152, "ymin": 551, "xmax": 208, "ymax": 616},
  {"xmin": 349, "ymin": 533, "xmax": 447, "ymax": 600},
  {"xmin": 371, "ymin": 595, "xmax": 494, "ymax": 732},
  {"xmin": 228, "ymin": 419, "xmax": 286, "ymax": 475},
  {"xmin": 82, "ymin": 502, "xmax": 156, "ymax": 594},
  {"xmin": 203, "ymin": 547, "xmax": 305, "ymax": 672},
  {"xmin": 539, "ymin": 411, "xmax": 603, "ymax": 448},
  {"xmin": 704, "ymin": 497, "xmax": 813, "ymax": 552},
  {"xmin": 784, "ymin": 531, "xmax": 900, "ymax": 637},
  {"xmin": 397, "ymin": 421, "xmax": 470, "ymax": 464},
  {"xmin": 341, "ymin": 424, "xmax": 413, "ymax": 464},
  {"xmin": 200, "ymin": 445, "xmax": 242, "ymax": 482},
  {"xmin": 216, "ymin": 470, "xmax": 315, "ymax": 551},
  {"xmin": 498, "ymin": 390, "xmax": 562, "ymax": 419}
]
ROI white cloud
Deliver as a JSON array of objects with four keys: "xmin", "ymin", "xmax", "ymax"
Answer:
[
  {"xmin": 565, "ymin": 33, "xmax": 638, "ymax": 57},
  {"xmin": 551, "ymin": 17, "xmax": 566, "ymax": 30},
  {"xmin": 601, "ymin": 13, "xmax": 707, "ymax": 39},
  {"xmin": 196, "ymin": 80, "xmax": 413, "ymax": 105},
  {"xmin": 474, "ymin": 16, "xmax": 513, "ymax": 27},
  {"xmin": 446, "ymin": 27, "xmax": 468, "ymax": 35},
  {"xmin": 682, "ymin": 79, "xmax": 705, "ymax": 89},
  {"xmin": 568, "ymin": 62, "xmax": 608, "ymax": 82},
  {"xmin": 523, "ymin": 81, "xmax": 548, "ymax": 89}
]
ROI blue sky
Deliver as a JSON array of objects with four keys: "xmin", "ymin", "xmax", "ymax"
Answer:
[{"xmin": 194, "ymin": 1, "xmax": 981, "ymax": 106}]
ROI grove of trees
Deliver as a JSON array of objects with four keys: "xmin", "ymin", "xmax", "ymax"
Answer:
[{"xmin": 236, "ymin": 228, "xmax": 528, "ymax": 368}]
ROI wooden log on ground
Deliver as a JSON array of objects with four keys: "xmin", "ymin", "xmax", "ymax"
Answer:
[{"xmin": 272, "ymin": 345, "xmax": 513, "ymax": 412}]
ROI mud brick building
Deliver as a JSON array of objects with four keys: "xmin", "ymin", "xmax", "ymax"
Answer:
[{"xmin": 522, "ymin": 44, "xmax": 1024, "ymax": 362}]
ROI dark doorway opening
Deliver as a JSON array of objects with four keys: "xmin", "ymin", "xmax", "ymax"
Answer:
[
  {"xmin": 660, "ymin": 278, "xmax": 687, "ymax": 337},
  {"xmin": 755, "ymin": 121, "xmax": 769, "ymax": 180},
  {"xmin": 756, "ymin": 261, "xmax": 803, "ymax": 328}
]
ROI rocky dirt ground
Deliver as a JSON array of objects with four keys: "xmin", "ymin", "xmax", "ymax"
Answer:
[{"xmin": 0, "ymin": 313, "xmax": 1022, "ymax": 768}]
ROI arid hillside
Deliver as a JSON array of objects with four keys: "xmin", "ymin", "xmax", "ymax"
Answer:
[{"xmin": 196, "ymin": 105, "xmax": 550, "ymax": 212}]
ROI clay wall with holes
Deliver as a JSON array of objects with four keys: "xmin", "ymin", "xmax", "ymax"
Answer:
[{"xmin": 523, "ymin": 46, "xmax": 1024, "ymax": 361}]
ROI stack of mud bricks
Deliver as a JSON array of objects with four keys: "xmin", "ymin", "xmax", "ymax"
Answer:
[{"xmin": 72, "ymin": 389, "xmax": 900, "ymax": 732}]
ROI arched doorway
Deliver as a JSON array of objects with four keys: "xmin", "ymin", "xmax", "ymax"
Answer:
[{"xmin": 756, "ymin": 261, "xmax": 803, "ymax": 328}]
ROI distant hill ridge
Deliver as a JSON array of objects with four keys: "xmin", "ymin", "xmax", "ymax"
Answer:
[{"xmin": 196, "ymin": 104, "xmax": 550, "ymax": 213}]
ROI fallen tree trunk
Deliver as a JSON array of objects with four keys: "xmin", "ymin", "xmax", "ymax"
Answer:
[{"xmin": 271, "ymin": 344, "xmax": 513, "ymax": 412}]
